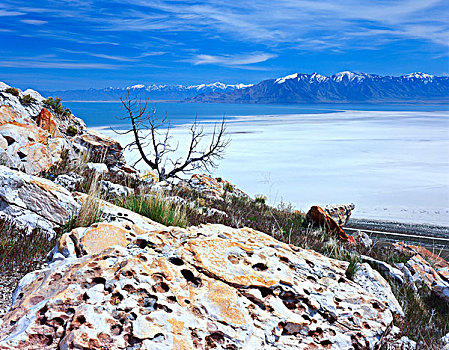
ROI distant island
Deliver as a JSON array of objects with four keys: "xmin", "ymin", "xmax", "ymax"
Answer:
[{"xmin": 42, "ymin": 71, "xmax": 449, "ymax": 104}]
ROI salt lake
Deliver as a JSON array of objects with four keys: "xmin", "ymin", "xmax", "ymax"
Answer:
[{"xmin": 66, "ymin": 101, "xmax": 449, "ymax": 226}]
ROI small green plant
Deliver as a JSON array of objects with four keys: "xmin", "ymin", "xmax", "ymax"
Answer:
[
  {"xmin": 43, "ymin": 96, "xmax": 72, "ymax": 117},
  {"xmin": 223, "ymin": 182, "xmax": 234, "ymax": 193},
  {"xmin": 19, "ymin": 94, "xmax": 36, "ymax": 105},
  {"xmin": 114, "ymin": 193, "xmax": 188, "ymax": 228},
  {"xmin": 4, "ymin": 87, "xmax": 19, "ymax": 97},
  {"xmin": 254, "ymin": 194, "xmax": 267, "ymax": 204},
  {"xmin": 345, "ymin": 253, "xmax": 360, "ymax": 280},
  {"xmin": 67, "ymin": 125, "xmax": 78, "ymax": 136}
]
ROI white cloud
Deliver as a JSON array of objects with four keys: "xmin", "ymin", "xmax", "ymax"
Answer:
[
  {"xmin": 20, "ymin": 19, "xmax": 48, "ymax": 25},
  {"xmin": 191, "ymin": 53, "xmax": 277, "ymax": 67}
]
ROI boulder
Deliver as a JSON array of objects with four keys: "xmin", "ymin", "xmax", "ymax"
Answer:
[
  {"xmin": 1, "ymin": 218, "xmax": 398, "ymax": 349},
  {"xmin": 99, "ymin": 180, "xmax": 134, "ymax": 198},
  {"xmin": 86, "ymin": 162, "xmax": 109, "ymax": 174},
  {"xmin": 405, "ymin": 254, "xmax": 449, "ymax": 303},
  {"xmin": 353, "ymin": 263, "xmax": 404, "ymax": 317},
  {"xmin": 0, "ymin": 166, "xmax": 80, "ymax": 235},
  {"xmin": 353, "ymin": 230, "xmax": 373, "ymax": 248},
  {"xmin": 186, "ymin": 174, "xmax": 248, "ymax": 201},
  {"xmin": 324, "ymin": 203, "xmax": 355, "ymax": 226},
  {"xmin": 306, "ymin": 205, "xmax": 355, "ymax": 243},
  {"xmin": 36, "ymin": 108, "xmax": 60, "ymax": 137},
  {"xmin": 72, "ymin": 130, "xmax": 125, "ymax": 168},
  {"xmin": 361, "ymin": 255, "xmax": 404, "ymax": 284},
  {"xmin": 54, "ymin": 172, "xmax": 85, "ymax": 192},
  {"xmin": 0, "ymin": 106, "xmax": 68, "ymax": 175}
]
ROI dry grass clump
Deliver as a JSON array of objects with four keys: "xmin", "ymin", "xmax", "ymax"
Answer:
[
  {"xmin": 70, "ymin": 173, "xmax": 103, "ymax": 229},
  {"xmin": 0, "ymin": 217, "xmax": 55, "ymax": 274},
  {"xmin": 114, "ymin": 192, "xmax": 188, "ymax": 228}
]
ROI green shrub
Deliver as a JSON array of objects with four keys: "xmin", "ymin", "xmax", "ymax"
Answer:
[
  {"xmin": 4, "ymin": 87, "xmax": 19, "ymax": 97},
  {"xmin": 20, "ymin": 94, "xmax": 36, "ymax": 105},
  {"xmin": 223, "ymin": 182, "xmax": 234, "ymax": 193},
  {"xmin": 114, "ymin": 193, "xmax": 188, "ymax": 228},
  {"xmin": 43, "ymin": 97, "xmax": 72, "ymax": 117},
  {"xmin": 67, "ymin": 125, "xmax": 78, "ymax": 136},
  {"xmin": 254, "ymin": 194, "xmax": 267, "ymax": 204}
]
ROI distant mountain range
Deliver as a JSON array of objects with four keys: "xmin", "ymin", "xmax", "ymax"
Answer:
[
  {"xmin": 190, "ymin": 72, "xmax": 449, "ymax": 104},
  {"xmin": 41, "ymin": 82, "xmax": 253, "ymax": 102},
  {"xmin": 42, "ymin": 72, "xmax": 449, "ymax": 104}
]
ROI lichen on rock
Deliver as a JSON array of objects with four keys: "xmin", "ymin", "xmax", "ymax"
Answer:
[{"xmin": 0, "ymin": 213, "xmax": 398, "ymax": 349}]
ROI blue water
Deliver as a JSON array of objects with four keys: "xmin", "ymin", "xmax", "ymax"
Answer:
[{"xmin": 65, "ymin": 101, "xmax": 449, "ymax": 128}]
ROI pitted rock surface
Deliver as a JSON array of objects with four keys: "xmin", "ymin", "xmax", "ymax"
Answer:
[
  {"xmin": 0, "ymin": 166, "xmax": 80, "ymax": 235},
  {"xmin": 1, "ymin": 218, "xmax": 397, "ymax": 349}
]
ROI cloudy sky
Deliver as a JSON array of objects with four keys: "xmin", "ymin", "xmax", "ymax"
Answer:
[{"xmin": 1, "ymin": 0, "xmax": 448, "ymax": 90}]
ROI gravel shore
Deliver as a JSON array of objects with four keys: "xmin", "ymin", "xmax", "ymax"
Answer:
[{"xmin": 347, "ymin": 218, "xmax": 449, "ymax": 239}]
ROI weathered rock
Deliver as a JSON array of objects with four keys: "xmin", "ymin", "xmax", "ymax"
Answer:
[
  {"xmin": 394, "ymin": 242, "xmax": 449, "ymax": 269},
  {"xmin": 72, "ymin": 130, "xmax": 125, "ymax": 168},
  {"xmin": 394, "ymin": 263, "xmax": 418, "ymax": 292},
  {"xmin": 1, "ymin": 218, "xmax": 398, "ymax": 349},
  {"xmin": 353, "ymin": 263, "xmax": 404, "ymax": 317},
  {"xmin": 99, "ymin": 180, "xmax": 134, "ymax": 198},
  {"xmin": 352, "ymin": 230, "xmax": 373, "ymax": 248},
  {"xmin": 0, "ymin": 83, "xmax": 86, "ymax": 135},
  {"xmin": 186, "ymin": 174, "xmax": 248, "ymax": 201},
  {"xmin": 383, "ymin": 326, "xmax": 417, "ymax": 350},
  {"xmin": 0, "ymin": 166, "xmax": 80, "ymax": 235},
  {"xmin": 324, "ymin": 203, "xmax": 355, "ymax": 226},
  {"xmin": 405, "ymin": 254, "xmax": 449, "ymax": 303},
  {"xmin": 0, "ymin": 106, "xmax": 70, "ymax": 174},
  {"xmin": 36, "ymin": 108, "xmax": 60, "ymax": 137},
  {"xmin": 54, "ymin": 172, "xmax": 85, "ymax": 192},
  {"xmin": 441, "ymin": 333, "xmax": 449, "ymax": 350},
  {"xmin": 306, "ymin": 205, "xmax": 355, "ymax": 243},
  {"xmin": 361, "ymin": 255, "xmax": 404, "ymax": 283},
  {"xmin": 86, "ymin": 162, "xmax": 109, "ymax": 174}
]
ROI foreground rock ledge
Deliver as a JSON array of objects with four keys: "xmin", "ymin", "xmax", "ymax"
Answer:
[{"xmin": 0, "ymin": 220, "xmax": 396, "ymax": 349}]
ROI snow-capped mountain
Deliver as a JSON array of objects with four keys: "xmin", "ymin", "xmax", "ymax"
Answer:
[
  {"xmin": 190, "ymin": 72, "xmax": 449, "ymax": 104},
  {"xmin": 42, "ymin": 82, "xmax": 253, "ymax": 101}
]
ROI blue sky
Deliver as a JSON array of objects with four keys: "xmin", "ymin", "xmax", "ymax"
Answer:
[{"xmin": 1, "ymin": 0, "xmax": 448, "ymax": 90}]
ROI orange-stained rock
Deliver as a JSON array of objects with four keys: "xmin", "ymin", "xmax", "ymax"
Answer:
[
  {"xmin": 78, "ymin": 222, "xmax": 130, "ymax": 255},
  {"xmin": 306, "ymin": 205, "xmax": 355, "ymax": 243},
  {"xmin": 324, "ymin": 203, "xmax": 355, "ymax": 226},
  {"xmin": 186, "ymin": 174, "xmax": 248, "ymax": 200},
  {"xmin": 36, "ymin": 108, "xmax": 59, "ymax": 137},
  {"xmin": 394, "ymin": 242, "xmax": 449, "ymax": 269},
  {"xmin": 0, "ymin": 217, "xmax": 398, "ymax": 349}
]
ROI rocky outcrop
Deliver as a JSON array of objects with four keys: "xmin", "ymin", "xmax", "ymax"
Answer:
[
  {"xmin": 0, "ymin": 83, "xmax": 86, "ymax": 136},
  {"xmin": 72, "ymin": 130, "xmax": 125, "ymax": 169},
  {"xmin": 185, "ymin": 174, "xmax": 248, "ymax": 201},
  {"xmin": 306, "ymin": 206, "xmax": 355, "ymax": 243},
  {"xmin": 394, "ymin": 242, "xmax": 449, "ymax": 303},
  {"xmin": 353, "ymin": 263, "xmax": 404, "ymax": 317},
  {"xmin": 36, "ymin": 108, "xmax": 60, "ymax": 137},
  {"xmin": 0, "ymin": 83, "xmax": 129, "ymax": 175},
  {"xmin": 0, "ymin": 212, "xmax": 398, "ymax": 349},
  {"xmin": 0, "ymin": 166, "xmax": 80, "ymax": 235},
  {"xmin": 324, "ymin": 203, "xmax": 355, "ymax": 226}
]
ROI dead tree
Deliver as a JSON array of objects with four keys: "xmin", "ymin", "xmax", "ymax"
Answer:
[{"xmin": 114, "ymin": 92, "xmax": 230, "ymax": 181}]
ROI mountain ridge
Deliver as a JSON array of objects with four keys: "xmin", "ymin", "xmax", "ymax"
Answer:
[
  {"xmin": 41, "ymin": 82, "xmax": 253, "ymax": 101},
  {"xmin": 189, "ymin": 71, "xmax": 449, "ymax": 104},
  {"xmin": 39, "ymin": 71, "xmax": 449, "ymax": 103}
]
